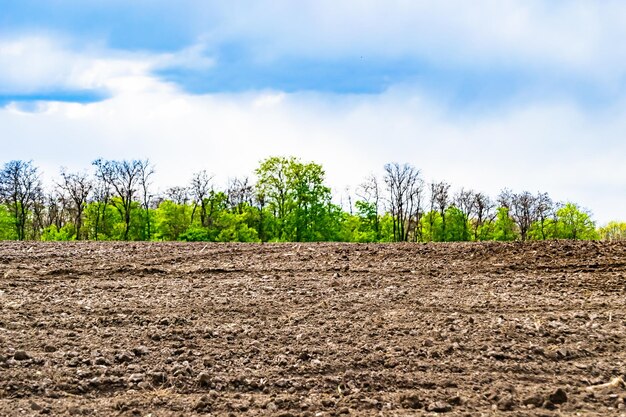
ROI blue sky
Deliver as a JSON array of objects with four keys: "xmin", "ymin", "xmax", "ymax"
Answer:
[{"xmin": 1, "ymin": 1, "xmax": 625, "ymax": 223}]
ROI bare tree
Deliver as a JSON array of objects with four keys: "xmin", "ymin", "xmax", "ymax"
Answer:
[
  {"xmin": 409, "ymin": 181, "xmax": 426, "ymax": 242},
  {"xmin": 59, "ymin": 169, "xmax": 93, "ymax": 239},
  {"xmin": 514, "ymin": 191, "xmax": 539, "ymax": 241},
  {"xmin": 0, "ymin": 160, "xmax": 43, "ymax": 240},
  {"xmin": 189, "ymin": 170, "xmax": 213, "ymax": 226},
  {"xmin": 90, "ymin": 175, "xmax": 111, "ymax": 240},
  {"xmin": 497, "ymin": 188, "xmax": 513, "ymax": 209},
  {"xmin": 137, "ymin": 160, "xmax": 155, "ymax": 240},
  {"xmin": 340, "ymin": 186, "xmax": 353, "ymax": 215},
  {"xmin": 30, "ymin": 189, "xmax": 47, "ymax": 240},
  {"xmin": 227, "ymin": 176, "xmax": 255, "ymax": 213},
  {"xmin": 471, "ymin": 192, "xmax": 495, "ymax": 240},
  {"xmin": 93, "ymin": 159, "xmax": 144, "ymax": 240},
  {"xmin": 427, "ymin": 183, "xmax": 437, "ymax": 240},
  {"xmin": 357, "ymin": 173, "xmax": 382, "ymax": 240},
  {"xmin": 384, "ymin": 163, "xmax": 424, "ymax": 242},
  {"xmin": 255, "ymin": 187, "xmax": 267, "ymax": 242},
  {"xmin": 498, "ymin": 189, "xmax": 538, "ymax": 240},
  {"xmin": 535, "ymin": 192, "xmax": 553, "ymax": 240},
  {"xmin": 165, "ymin": 186, "xmax": 189, "ymax": 205},
  {"xmin": 430, "ymin": 181, "xmax": 450, "ymax": 240},
  {"xmin": 43, "ymin": 191, "xmax": 67, "ymax": 231}
]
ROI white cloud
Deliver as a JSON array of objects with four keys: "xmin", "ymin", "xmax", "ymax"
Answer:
[
  {"xmin": 0, "ymin": 75, "xmax": 624, "ymax": 224},
  {"xmin": 152, "ymin": 43, "xmax": 215, "ymax": 71},
  {"xmin": 0, "ymin": 37, "xmax": 142, "ymax": 93},
  {"xmin": 204, "ymin": 0, "xmax": 626, "ymax": 81},
  {"xmin": 2, "ymin": 2, "xmax": 626, "ymax": 225},
  {"xmin": 4, "ymin": 2, "xmax": 626, "ymax": 97},
  {"xmin": 0, "ymin": 36, "xmax": 214, "ymax": 95}
]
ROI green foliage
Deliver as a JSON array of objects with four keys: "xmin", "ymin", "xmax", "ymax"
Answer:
[
  {"xmin": 444, "ymin": 206, "xmax": 471, "ymax": 241},
  {"xmin": 338, "ymin": 211, "xmax": 378, "ymax": 243},
  {"xmin": 256, "ymin": 156, "xmax": 292, "ymax": 239},
  {"xmin": 553, "ymin": 203, "xmax": 597, "ymax": 240},
  {"xmin": 338, "ymin": 211, "xmax": 392, "ymax": 242},
  {"xmin": 83, "ymin": 201, "xmax": 117, "ymax": 240},
  {"xmin": 214, "ymin": 211, "xmax": 260, "ymax": 242},
  {"xmin": 421, "ymin": 211, "xmax": 443, "ymax": 242},
  {"xmin": 158, "ymin": 198, "xmax": 261, "ymax": 242},
  {"xmin": 352, "ymin": 200, "xmax": 380, "ymax": 242},
  {"xmin": 139, "ymin": 209, "xmax": 156, "ymax": 241},
  {"xmin": 338, "ymin": 213, "xmax": 361, "ymax": 242},
  {"xmin": 81, "ymin": 200, "xmax": 145, "ymax": 241},
  {"xmin": 155, "ymin": 200, "xmax": 192, "ymax": 241},
  {"xmin": 179, "ymin": 226, "xmax": 210, "ymax": 242},
  {"xmin": 598, "ymin": 221, "xmax": 626, "ymax": 241},
  {"xmin": 474, "ymin": 220, "xmax": 496, "ymax": 241},
  {"xmin": 493, "ymin": 207, "xmax": 517, "ymax": 241},
  {"xmin": 41, "ymin": 224, "xmax": 74, "ymax": 241},
  {"xmin": 378, "ymin": 214, "xmax": 396, "ymax": 242},
  {"xmin": 527, "ymin": 220, "xmax": 550, "ymax": 240},
  {"xmin": 256, "ymin": 156, "xmax": 336, "ymax": 242},
  {"xmin": 0, "ymin": 205, "xmax": 17, "ymax": 240},
  {"xmin": 0, "ymin": 156, "xmax": 616, "ymax": 243}
]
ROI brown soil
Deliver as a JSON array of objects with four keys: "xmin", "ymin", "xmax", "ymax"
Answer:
[{"xmin": 0, "ymin": 241, "xmax": 625, "ymax": 416}]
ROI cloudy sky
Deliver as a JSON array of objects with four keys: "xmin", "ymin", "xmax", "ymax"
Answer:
[{"xmin": 1, "ymin": 1, "xmax": 625, "ymax": 223}]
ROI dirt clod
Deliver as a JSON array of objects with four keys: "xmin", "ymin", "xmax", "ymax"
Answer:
[
  {"xmin": 115, "ymin": 351, "xmax": 134, "ymax": 363},
  {"xmin": 13, "ymin": 350, "xmax": 30, "ymax": 361},
  {"xmin": 400, "ymin": 393, "xmax": 423, "ymax": 409},
  {"xmin": 523, "ymin": 393, "xmax": 544, "ymax": 407},
  {"xmin": 427, "ymin": 401, "xmax": 452, "ymax": 412},
  {"xmin": 197, "ymin": 371, "xmax": 211, "ymax": 387},
  {"xmin": 128, "ymin": 373, "xmax": 144, "ymax": 383},
  {"xmin": 0, "ymin": 240, "xmax": 624, "ymax": 416},
  {"xmin": 500, "ymin": 397, "xmax": 517, "ymax": 411},
  {"xmin": 548, "ymin": 388, "xmax": 568, "ymax": 405}
]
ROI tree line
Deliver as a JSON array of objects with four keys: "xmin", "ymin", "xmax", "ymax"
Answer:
[{"xmin": 0, "ymin": 157, "xmax": 623, "ymax": 242}]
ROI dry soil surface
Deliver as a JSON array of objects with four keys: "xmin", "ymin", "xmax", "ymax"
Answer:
[{"xmin": 0, "ymin": 241, "xmax": 625, "ymax": 416}]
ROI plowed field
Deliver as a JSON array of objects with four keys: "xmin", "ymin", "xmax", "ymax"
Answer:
[{"xmin": 0, "ymin": 241, "xmax": 625, "ymax": 416}]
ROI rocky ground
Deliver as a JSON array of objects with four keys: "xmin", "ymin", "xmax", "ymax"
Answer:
[{"xmin": 0, "ymin": 240, "xmax": 625, "ymax": 416}]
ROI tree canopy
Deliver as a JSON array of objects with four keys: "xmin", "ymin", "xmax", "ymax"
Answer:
[{"xmin": 0, "ymin": 157, "xmax": 620, "ymax": 242}]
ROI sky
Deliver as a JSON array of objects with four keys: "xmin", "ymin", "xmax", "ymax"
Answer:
[{"xmin": 1, "ymin": 1, "xmax": 625, "ymax": 224}]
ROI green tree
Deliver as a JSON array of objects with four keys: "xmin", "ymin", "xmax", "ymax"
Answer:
[
  {"xmin": 554, "ymin": 203, "xmax": 597, "ymax": 240},
  {"xmin": 93, "ymin": 159, "xmax": 146, "ymax": 241},
  {"xmin": 493, "ymin": 207, "xmax": 517, "ymax": 241},
  {"xmin": 0, "ymin": 205, "xmax": 17, "ymax": 240},
  {"xmin": 421, "ymin": 210, "xmax": 443, "ymax": 242},
  {"xmin": 256, "ymin": 156, "xmax": 292, "ymax": 240},
  {"xmin": 155, "ymin": 200, "xmax": 192, "ymax": 241},
  {"xmin": 288, "ymin": 160, "xmax": 334, "ymax": 241},
  {"xmin": 41, "ymin": 224, "xmax": 74, "ymax": 241},
  {"xmin": 598, "ymin": 221, "xmax": 626, "ymax": 241},
  {"xmin": 0, "ymin": 160, "xmax": 43, "ymax": 240},
  {"xmin": 256, "ymin": 156, "xmax": 335, "ymax": 241},
  {"xmin": 179, "ymin": 226, "xmax": 210, "ymax": 241},
  {"xmin": 357, "ymin": 174, "xmax": 382, "ymax": 240},
  {"xmin": 214, "ymin": 211, "xmax": 260, "ymax": 242},
  {"xmin": 342, "ymin": 200, "xmax": 379, "ymax": 242},
  {"xmin": 444, "ymin": 206, "xmax": 471, "ymax": 241},
  {"xmin": 475, "ymin": 219, "xmax": 496, "ymax": 241},
  {"xmin": 204, "ymin": 191, "xmax": 229, "ymax": 235},
  {"xmin": 59, "ymin": 169, "xmax": 92, "ymax": 240}
]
